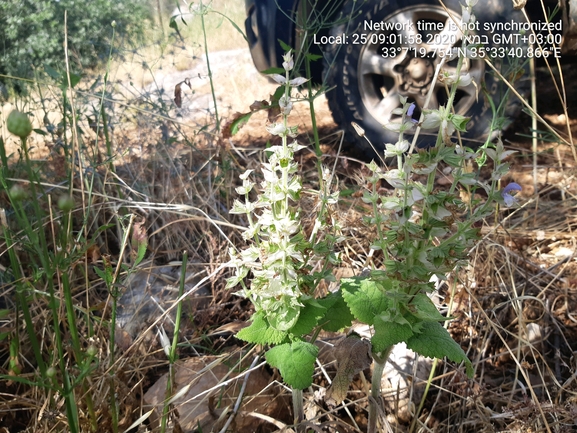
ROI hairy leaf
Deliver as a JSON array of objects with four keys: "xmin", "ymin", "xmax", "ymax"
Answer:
[
  {"xmin": 407, "ymin": 293, "xmax": 449, "ymax": 322},
  {"xmin": 406, "ymin": 321, "xmax": 473, "ymax": 377},
  {"xmin": 236, "ymin": 311, "xmax": 287, "ymax": 345},
  {"xmin": 372, "ymin": 316, "xmax": 414, "ymax": 353},
  {"xmin": 325, "ymin": 335, "xmax": 372, "ymax": 406},
  {"xmin": 341, "ymin": 277, "xmax": 389, "ymax": 325},
  {"xmin": 266, "ymin": 341, "xmax": 319, "ymax": 389},
  {"xmin": 288, "ymin": 299, "xmax": 327, "ymax": 337},
  {"xmin": 318, "ymin": 291, "xmax": 354, "ymax": 332}
]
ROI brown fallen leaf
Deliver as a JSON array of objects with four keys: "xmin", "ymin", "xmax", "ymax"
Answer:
[
  {"xmin": 325, "ymin": 334, "xmax": 372, "ymax": 406},
  {"xmin": 174, "ymin": 78, "xmax": 191, "ymax": 108}
]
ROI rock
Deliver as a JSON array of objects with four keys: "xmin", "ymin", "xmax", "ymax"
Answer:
[{"xmin": 115, "ymin": 263, "xmax": 210, "ymax": 351}]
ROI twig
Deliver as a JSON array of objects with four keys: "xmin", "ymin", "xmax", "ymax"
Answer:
[{"xmin": 218, "ymin": 355, "xmax": 261, "ymax": 433}]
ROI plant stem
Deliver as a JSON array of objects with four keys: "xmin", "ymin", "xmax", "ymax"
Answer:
[
  {"xmin": 368, "ymin": 346, "xmax": 393, "ymax": 433},
  {"xmin": 199, "ymin": 0, "xmax": 220, "ymax": 132},
  {"xmin": 292, "ymin": 388, "xmax": 304, "ymax": 432}
]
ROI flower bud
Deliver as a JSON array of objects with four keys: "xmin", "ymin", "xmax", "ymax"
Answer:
[
  {"xmin": 57, "ymin": 195, "xmax": 75, "ymax": 212},
  {"xmin": 9, "ymin": 185, "xmax": 26, "ymax": 201},
  {"xmin": 6, "ymin": 110, "xmax": 32, "ymax": 139},
  {"xmin": 86, "ymin": 345, "xmax": 98, "ymax": 357}
]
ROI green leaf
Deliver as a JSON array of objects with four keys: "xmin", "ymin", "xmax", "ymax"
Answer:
[
  {"xmin": 169, "ymin": 16, "xmax": 178, "ymax": 29},
  {"xmin": 341, "ymin": 277, "xmax": 390, "ymax": 325},
  {"xmin": 272, "ymin": 85, "xmax": 285, "ymax": 102},
  {"xmin": 318, "ymin": 291, "xmax": 354, "ymax": 332},
  {"xmin": 226, "ymin": 112, "xmax": 253, "ymax": 137},
  {"xmin": 261, "ymin": 67, "xmax": 285, "ymax": 75},
  {"xmin": 134, "ymin": 240, "xmax": 147, "ymax": 268},
  {"xmin": 265, "ymin": 341, "xmax": 319, "ymax": 389},
  {"xmin": 406, "ymin": 293, "xmax": 449, "ymax": 322},
  {"xmin": 406, "ymin": 321, "xmax": 473, "ymax": 378},
  {"xmin": 372, "ymin": 316, "xmax": 414, "ymax": 353},
  {"xmin": 450, "ymin": 114, "xmax": 470, "ymax": 132},
  {"xmin": 93, "ymin": 266, "xmax": 112, "ymax": 286},
  {"xmin": 305, "ymin": 53, "xmax": 323, "ymax": 61},
  {"xmin": 277, "ymin": 39, "xmax": 293, "ymax": 53},
  {"xmin": 237, "ymin": 312, "xmax": 287, "ymax": 345},
  {"xmin": 288, "ymin": 299, "xmax": 327, "ymax": 337},
  {"xmin": 33, "ymin": 128, "xmax": 48, "ymax": 136},
  {"xmin": 67, "ymin": 73, "xmax": 82, "ymax": 89},
  {"xmin": 44, "ymin": 65, "xmax": 60, "ymax": 80}
]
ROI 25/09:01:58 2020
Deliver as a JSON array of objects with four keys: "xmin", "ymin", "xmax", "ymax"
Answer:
[{"xmin": 313, "ymin": 31, "xmax": 562, "ymax": 48}]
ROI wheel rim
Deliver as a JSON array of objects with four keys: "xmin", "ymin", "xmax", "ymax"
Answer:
[{"xmin": 357, "ymin": 5, "xmax": 483, "ymax": 127}]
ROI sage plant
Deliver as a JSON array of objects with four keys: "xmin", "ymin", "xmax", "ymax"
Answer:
[
  {"xmin": 226, "ymin": 51, "xmax": 346, "ymax": 396},
  {"xmin": 227, "ymin": 1, "xmax": 520, "ymax": 429}
]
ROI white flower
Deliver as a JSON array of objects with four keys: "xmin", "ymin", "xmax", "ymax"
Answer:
[
  {"xmin": 458, "ymin": 73, "xmax": 473, "ymax": 87},
  {"xmin": 239, "ymin": 169, "xmax": 253, "ymax": 180},
  {"xmin": 441, "ymin": 118, "xmax": 456, "ymax": 137},
  {"xmin": 271, "ymin": 74, "xmax": 287, "ymax": 84},
  {"xmin": 235, "ymin": 183, "xmax": 253, "ymax": 195},
  {"xmin": 421, "ymin": 110, "xmax": 442, "ymax": 130},
  {"xmin": 230, "ymin": 198, "xmax": 256, "ymax": 214},
  {"xmin": 383, "ymin": 169, "xmax": 406, "ymax": 189},
  {"xmin": 289, "ymin": 76, "xmax": 309, "ymax": 87},
  {"xmin": 282, "ymin": 51, "xmax": 294, "ymax": 71},
  {"xmin": 384, "ymin": 139, "xmax": 409, "ymax": 157},
  {"xmin": 240, "ymin": 246, "xmax": 261, "ymax": 265},
  {"xmin": 278, "ymin": 95, "xmax": 293, "ymax": 115},
  {"xmin": 266, "ymin": 123, "xmax": 287, "ymax": 136}
]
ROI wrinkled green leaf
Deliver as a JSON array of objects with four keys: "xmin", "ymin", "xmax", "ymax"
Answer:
[
  {"xmin": 406, "ymin": 321, "xmax": 473, "ymax": 377},
  {"xmin": 341, "ymin": 277, "xmax": 390, "ymax": 325},
  {"xmin": 407, "ymin": 293, "xmax": 449, "ymax": 322},
  {"xmin": 372, "ymin": 316, "xmax": 413, "ymax": 353},
  {"xmin": 237, "ymin": 311, "xmax": 287, "ymax": 345},
  {"xmin": 266, "ymin": 341, "xmax": 319, "ymax": 389},
  {"xmin": 288, "ymin": 299, "xmax": 327, "ymax": 337},
  {"xmin": 318, "ymin": 291, "xmax": 354, "ymax": 332}
]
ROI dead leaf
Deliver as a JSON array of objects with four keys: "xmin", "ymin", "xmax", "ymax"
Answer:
[
  {"xmin": 144, "ymin": 356, "xmax": 289, "ymax": 432},
  {"xmin": 325, "ymin": 335, "xmax": 372, "ymax": 406},
  {"xmin": 174, "ymin": 83, "xmax": 182, "ymax": 108},
  {"xmin": 174, "ymin": 78, "xmax": 191, "ymax": 108},
  {"xmin": 249, "ymin": 100, "xmax": 269, "ymax": 111}
]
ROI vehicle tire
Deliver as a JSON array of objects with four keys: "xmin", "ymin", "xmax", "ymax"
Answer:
[{"xmin": 324, "ymin": 0, "xmax": 528, "ymax": 158}]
